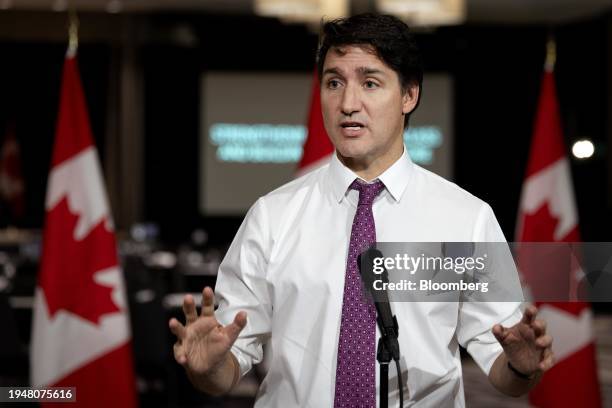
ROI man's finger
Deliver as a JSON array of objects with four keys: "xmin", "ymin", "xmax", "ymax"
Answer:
[
  {"xmin": 183, "ymin": 294, "xmax": 198, "ymax": 324},
  {"xmin": 536, "ymin": 334, "xmax": 553, "ymax": 349},
  {"xmin": 492, "ymin": 324, "xmax": 508, "ymax": 343},
  {"xmin": 169, "ymin": 318, "xmax": 186, "ymax": 339},
  {"xmin": 521, "ymin": 305, "xmax": 538, "ymax": 325},
  {"xmin": 224, "ymin": 311, "xmax": 248, "ymax": 344},
  {"xmin": 539, "ymin": 348, "xmax": 555, "ymax": 371},
  {"xmin": 173, "ymin": 342, "xmax": 187, "ymax": 366},
  {"xmin": 532, "ymin": 319, "xmax": 547, "ymax": 336},
  {"xmin": 202, "ymin": 287, "xmax": 215, "ymax": 317}
]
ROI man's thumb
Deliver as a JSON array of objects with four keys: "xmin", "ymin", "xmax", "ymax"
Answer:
[{"xmin": 225, "ymin": 311, "xmax": 247, "ymax": 343}]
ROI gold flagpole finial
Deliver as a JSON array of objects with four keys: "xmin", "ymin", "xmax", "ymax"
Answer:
[
  {"xmin": 545, "ymin": 33, "xmax": 556, "ymax": 72},
  {"xmin": 67, "ymin": 7, "xmax": 79, "ymax": 57}
]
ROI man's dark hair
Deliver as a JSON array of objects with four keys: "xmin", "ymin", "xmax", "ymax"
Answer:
[{"xmin": 316, "ymin": 13, "xmax": 423, "ymax": 128}]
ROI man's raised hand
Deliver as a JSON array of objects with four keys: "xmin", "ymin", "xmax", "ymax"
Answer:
[
  {"xmin": 169, "ymin": 286, "xmax": 247, "ymax": 376},
  {"xmin": 492, "ymin": 305, "xmax": 554, "ymax": 378}
]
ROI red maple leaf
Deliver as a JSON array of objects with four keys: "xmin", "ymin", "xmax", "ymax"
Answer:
[
  {"xmin": 520, "ymin": 201, "xmax": 580, "ymax": 243},
  {"xmin": 518, "ymin": 202, "xmax": 585, "ymax": 314},
  {"xmin": 39, "ymin": 197, "xmax": 120, "ymax": 324},
  {"xmin": 520, "ymin": 202, "xmax": 558, "ymax": 242}
]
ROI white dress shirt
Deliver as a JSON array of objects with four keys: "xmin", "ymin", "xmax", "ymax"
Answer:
[{"xmin": 214, "ymin": 148, "xmax": 522, "ymax": 407}]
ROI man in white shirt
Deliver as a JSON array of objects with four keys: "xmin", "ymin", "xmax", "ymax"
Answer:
[{"xmin": 169, "ymin": 13, "xmax": 554, "ymax": 407}]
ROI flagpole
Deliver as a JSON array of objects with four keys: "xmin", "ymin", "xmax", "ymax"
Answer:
[
  {"xmin": 67, "ymin": 8, "xmax": 79, "ymax": 58},
  {"xmin": 545, "ymin": 34, "xmax": 556, "ymax": 73}
]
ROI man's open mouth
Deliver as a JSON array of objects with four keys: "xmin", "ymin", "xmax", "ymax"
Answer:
[{"xmin": 341, "ymin": 122, "xmax": 365, "ymax": 130}]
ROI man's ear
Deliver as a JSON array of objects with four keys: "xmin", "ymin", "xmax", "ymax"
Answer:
[{"xmin": 402, "ymin": 84, "xmax": 420, "ymax": 115}]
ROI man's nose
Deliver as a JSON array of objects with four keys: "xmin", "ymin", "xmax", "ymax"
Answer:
[{"xmin": 340, "ymin": 84, "xmax": 361, "ymax": 116}]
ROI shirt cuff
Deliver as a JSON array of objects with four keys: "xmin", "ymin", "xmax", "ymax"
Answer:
[
  {"xmin": 231, "ymin": 345, "xmax": 254, "ymax": 378},
  {"xmin": 466, "ymin": 307, "xmax": 522, "ymax": 375},
  {"xmin": 467, "ymin": 340, "xmax": 504, "ymax": 375}
]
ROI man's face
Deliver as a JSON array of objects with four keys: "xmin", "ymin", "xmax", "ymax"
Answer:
[{"xmin": 320, "ymin": 45, "xmax": 418, "ymax": 168}]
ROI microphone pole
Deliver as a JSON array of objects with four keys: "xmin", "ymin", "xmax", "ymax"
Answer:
[{"xmin": 359, "ymin": 248, "xmax": 403, "ymax": 408}]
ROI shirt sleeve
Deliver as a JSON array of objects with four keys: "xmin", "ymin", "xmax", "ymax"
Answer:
[
  {"xmin": 457, "ymin": 202, "xmax": 522, "ymax": 375},
  {"xmin": 214, "ymin": 197, "xmax": 273, "ymax": 377}
]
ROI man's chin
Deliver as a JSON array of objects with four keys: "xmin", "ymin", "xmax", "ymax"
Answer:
[
  {"xmin": 334, "ymin": 141, "xmax": 370, "ymax": 160},
  {"xmin": 336, "ymin": 148, "xmax": 368, "ymax": 162}
]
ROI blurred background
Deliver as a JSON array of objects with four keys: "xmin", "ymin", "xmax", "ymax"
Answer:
[{"xmin": 0, "ymin": 0, "xmax": 611, "ymax": 407}]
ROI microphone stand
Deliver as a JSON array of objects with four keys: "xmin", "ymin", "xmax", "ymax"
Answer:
[
  {"xmin": 376, "ymin": 314, "xmax": 401, "ymax": 408},
  {"xmin": 377, "ymin": 335, "xmax": 391, "ymax": 408},
  {"xmin": 358, "ymin": 249, "xmax": 403, "ymax": 407}
]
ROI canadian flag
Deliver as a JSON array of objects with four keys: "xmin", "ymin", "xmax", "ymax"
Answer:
[
  {"xmin": 515, "ymin": 63, "xmax": 602, "ymax": 406},
  {"xmin": 296, "ymin": 70, "xmax": 334, "ymax": 175},
  {"xmin": 30, "ymin": 54, "xmax": 138, "ymax": 407}
]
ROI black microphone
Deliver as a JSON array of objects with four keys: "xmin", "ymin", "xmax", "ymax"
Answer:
[{"xmin": 358, "ymin": 248, "xmax": 400, "ymax": 361}]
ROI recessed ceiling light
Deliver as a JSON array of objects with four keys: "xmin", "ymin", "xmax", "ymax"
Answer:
[
  {"xmin": 106, "ymin": 0, "xmax": 122, "ymax": 14},
  {"xmin": 51, "ymin": 0, "xmax": 68, "ymax": 12}
]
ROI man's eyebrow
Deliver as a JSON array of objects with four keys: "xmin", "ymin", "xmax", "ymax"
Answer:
[
  {"xmin": 322, "ymin": 67, "xmax": 386, "ymax": 77},
  {"xmin": 322, "ymin": 67, "xmax": 343, "ymax": 77},
  {"xmin": 357, "ymin": 67, "xmax": 385, "ymax": 76}
]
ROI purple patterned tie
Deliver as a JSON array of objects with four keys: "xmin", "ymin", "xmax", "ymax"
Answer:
[{"xmin": 334, "ymin": 178, "xmax": 386, "ymax": 408}]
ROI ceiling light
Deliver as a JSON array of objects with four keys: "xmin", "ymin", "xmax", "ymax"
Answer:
[
  {"xmin": 106, "ymin": 0, "xmax": 122, "ymax": 14},
  {"xmin": 51, "ymin": 0, "xmax": 68, "ymax": 12},
  {"xmin": 254, "ymin": 0, "xmax": 348, "ymax": 24},
  {"xmin": 572, "ymin": 139, "xmax": 594, "ymax": 160},
  {"xmin": 376, "ymin": 0, "xmax": 466, "ymax": 26},
  {"xmin": 0, "ymin": 0, "xmax": 13, "ymax": 10}
]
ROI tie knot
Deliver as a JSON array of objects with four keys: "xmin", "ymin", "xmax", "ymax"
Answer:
[{"xmin": 350, "ymin": 179, "xmax": 385, "ymax": 206}]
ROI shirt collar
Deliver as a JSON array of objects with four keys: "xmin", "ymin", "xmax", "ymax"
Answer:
[{"xmin": 328, "ymin": 146, "xmax": 414, "ymax": 203}]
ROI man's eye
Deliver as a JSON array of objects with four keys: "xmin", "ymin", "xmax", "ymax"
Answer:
[
  {"xmin": 327, "ymin": 79, "xmax": 341, "ymax": 89},
  {"xmin": 364, "ymin": 80, "xmax": 378, "ymax": 89}
]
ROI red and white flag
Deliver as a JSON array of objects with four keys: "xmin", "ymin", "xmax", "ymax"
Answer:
[
  {"xmin": 0, "ymin": 122, "xmax": 25, "ymax": 220},
  {"xmin": 515, "ymin": 61, "xmax": 602, "ymax": 406},
  {"xmin": 296, "ymin": 70, "xmax": 334, "ymax": 176},
  {"xmin": 31, "ymin": 55, "xmax": 137, "ymax": 407}
]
